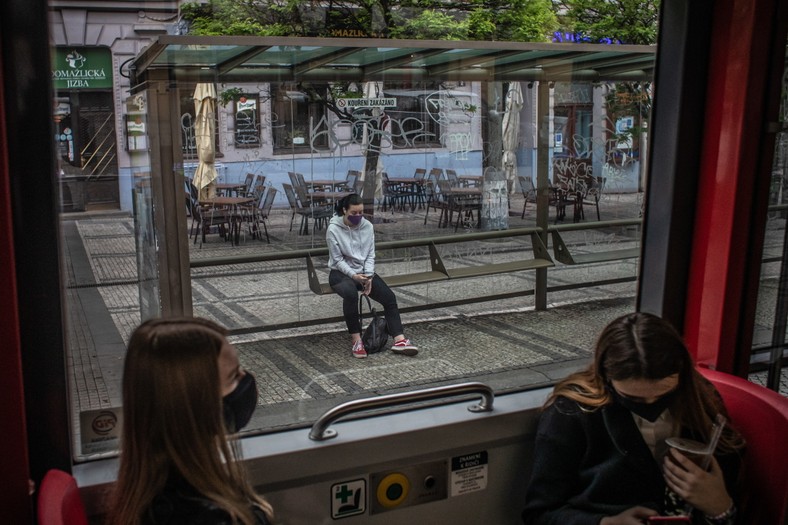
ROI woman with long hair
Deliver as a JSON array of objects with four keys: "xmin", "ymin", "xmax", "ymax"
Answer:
[
  {"xmin": 108, "ymin": 317, "xmax": 273, "ymax": 525},
  {"xmin": 522, "ymin": 312, "xmax": 744, "ymax": 525},
  {"xmin": 327, "ymin": 193, "xmax": 418, "ymax": 359}
]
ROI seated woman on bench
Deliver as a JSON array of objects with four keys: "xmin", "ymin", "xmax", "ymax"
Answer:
[
  {"xmin": 327, "ymin": 193, "xmax": 418, "ymax": 359},
  {"xmin": 522, "ymin": 312, "xmax": 744, "ymax": 525}
]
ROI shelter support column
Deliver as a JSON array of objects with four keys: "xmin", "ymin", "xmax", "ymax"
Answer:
[
  {"xmin": 534, "ymin": 81, "xmax": 550, "ymax": 311},
  {"xmin": 146, "ymin": 79, "xmax": 193, "ymax": 317}
]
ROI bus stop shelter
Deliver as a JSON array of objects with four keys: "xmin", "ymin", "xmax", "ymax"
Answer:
[{"xmin": 127, "ymin": 36, "xmax": 655, "ymax": 319}]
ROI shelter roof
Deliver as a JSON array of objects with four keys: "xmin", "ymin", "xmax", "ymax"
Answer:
[{"xmin": 130, "ymin": 35, "xmax": 655, "ymax": 89}]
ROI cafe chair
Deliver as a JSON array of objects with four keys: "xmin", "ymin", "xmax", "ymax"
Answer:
[
  {"xmin": 518, "ymin": 176, "xmax": 537, "ymax": 218},
  {"xmin": 241, "ymin": 172, "xmax": 256, "ymax": 197},
  {"xmin": 186, "ymin": 194, "xmax": 233, "ymax": 247},
  {"xmin": 248, "ymin": 175, "xmax": 267, "ymax": 201},
  {"xmin": 582, "ymin": 176, "xmax": 605, "ymax": 221},
  {"xmin": 698, "ymin": 368, "xmax": 788, "ymax": 524},
  {"xmin": 423, "ymin": 172, "xmax": 446, "ymax": 226},
  {"xmin": 381, "ymin": 172, "xmax": 417, "ymax": 212},
  {"xmin": 37, "ymin": 469, "xmax": 89, "ymax": 525},
  {"xmin": 445, "ymin": 169, "xmax": 462, "ymax": 187},
  {"xmin": 250, "ymin": 187, "xmax": 277, "ymax": 243}
]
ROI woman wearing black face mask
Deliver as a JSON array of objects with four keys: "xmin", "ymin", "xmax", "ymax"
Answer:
[
  {"xmin": 522, "ymin": 313, "xmax": 744, "ymax": 525},
  {"xmin": 109, "ymin": 317, "xmax": 273, "ymax": 525},
  {"xmin": 326, "ymin": 193, "xmax": 418, "ymax": 359}
]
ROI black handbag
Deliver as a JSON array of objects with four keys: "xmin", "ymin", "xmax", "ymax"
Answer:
[{"xmin": 359, "ymin": 294, "xmax": 389, "ymax": 354}]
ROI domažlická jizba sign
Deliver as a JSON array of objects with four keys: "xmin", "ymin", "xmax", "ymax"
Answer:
[{"xmin": 52, "ymin": 47, "xmax": 113, "ymax": 90}]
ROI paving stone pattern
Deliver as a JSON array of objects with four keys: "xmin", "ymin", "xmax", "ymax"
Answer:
[{"xmin": 62, "ymin": 194, "xmax": 787, "ymax": 451}]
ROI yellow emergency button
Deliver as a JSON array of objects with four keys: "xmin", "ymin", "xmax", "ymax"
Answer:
[{"xmin": 376, "ymin": 472, "xmax": 410, "ymax": 508}]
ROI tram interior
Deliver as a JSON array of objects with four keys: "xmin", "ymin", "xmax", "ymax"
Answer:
[{"xmin": 2, "ymin": 0, "xmax": 788, "ymax": 524}]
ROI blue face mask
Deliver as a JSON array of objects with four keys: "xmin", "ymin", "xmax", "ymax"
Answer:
[{"xmin": 347, "ymin": 214, "xmax": 363, "ymax": 226}]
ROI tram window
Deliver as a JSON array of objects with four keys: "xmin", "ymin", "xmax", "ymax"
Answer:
[
  {"xmin": 752, "ymin": 38, "xmax": 788, "ymax": 389},
  {"xmin": 51, "ymin": 36, "xmax": 655, "ymax": 459}
]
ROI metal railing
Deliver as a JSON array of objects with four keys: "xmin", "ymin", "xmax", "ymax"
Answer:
[{"xmin": 189, "ymin": 218, "xmax": 642, "ymax": 334}]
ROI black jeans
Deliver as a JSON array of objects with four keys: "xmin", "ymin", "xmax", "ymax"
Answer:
[{"xmin": 328, "ymin": 270, "xmax": 404, "ymax": 336}]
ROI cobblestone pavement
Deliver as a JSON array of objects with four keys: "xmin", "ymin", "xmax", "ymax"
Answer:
[{"xmin": 60, "ymin": 192, "xmax": 787, "ymax": 454}]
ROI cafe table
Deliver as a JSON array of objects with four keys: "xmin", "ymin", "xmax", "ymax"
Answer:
[
  {"xmin": 306, "ymin": 179, "xmax": 344, "ymax": 190},
  {"xmin": 199, "ymin": 196, "xmax": 254, "ymax": 245},
  {"xmin": 386, "ymin": 177, "xmax": 426, "ymax": 210},
  {"xmin": 459, "ymin": 175, "xmax": 483, "ymax": 187},
  {"xmin": 215, "ymin": 182, "xmax": 247, "ymax": 196}
]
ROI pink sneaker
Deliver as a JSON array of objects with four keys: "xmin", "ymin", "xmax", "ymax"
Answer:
[
  {"xmin": 352, "ymin": 340, "xmax": 367, "ymax": 359},
  {"xmin": 391, "ymin": 339, "xmax": 418, "ymax": 356}
]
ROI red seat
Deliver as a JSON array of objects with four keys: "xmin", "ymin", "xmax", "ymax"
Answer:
[
  {"xmin": 698, "ymin": 368, "xmax": 788, "ymax": 524},
  {"xmin": 37, "ymin": 469, "xmax": 89, "ymax": 525}
]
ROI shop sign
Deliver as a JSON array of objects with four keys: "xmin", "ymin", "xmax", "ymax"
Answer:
[
  {"xmin": 337, "ymin": 98, "xmax": 396, "ymax": 109},
  {"xmin": 52, "ymin": 47, "xmax": 113, "ymax": 90}
]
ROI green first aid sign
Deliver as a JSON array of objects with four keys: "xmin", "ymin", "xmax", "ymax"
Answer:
[{"xmin": 52, "ymin": 47, "xmax": 113, "ymax": 90}]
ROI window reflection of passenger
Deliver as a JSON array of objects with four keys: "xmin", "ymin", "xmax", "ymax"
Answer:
[
  {"xmin": 108, "ymin": 317, "xmax": 273, "ymax": 525},
  {"xmin": 522, "ymin": 313, "xmax": 744, "ymax": 525},
  {"xmin": 327, "ymin": 194, "xmax": 419, "ymax": 359}
]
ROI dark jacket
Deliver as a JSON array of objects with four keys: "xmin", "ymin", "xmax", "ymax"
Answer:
[
  {"xmin": 522, "ymin": 396, "xmax": 740, "ymax": 525},
  {"xmin": 145, "ymin": 475, "xmax": 271, "ymax": 525}
]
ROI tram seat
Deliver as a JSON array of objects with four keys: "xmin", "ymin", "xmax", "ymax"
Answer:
[
  {"xmin": 37, "ymin": 469, "xmax": 89, "ymax": 525},
  {"xmin": 699, "ymin": 368, "xmax": 788, "ymax": 524}
]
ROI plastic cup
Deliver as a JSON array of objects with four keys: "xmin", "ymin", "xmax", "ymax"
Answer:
[{"xmin": 664, "ymin": 437, "xmax": 711, "ymax": 468}]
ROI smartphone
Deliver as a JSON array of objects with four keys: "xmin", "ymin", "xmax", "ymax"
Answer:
[{"xmin": 647, "ymin": 517, "xmax": 691, "ymax": 523}]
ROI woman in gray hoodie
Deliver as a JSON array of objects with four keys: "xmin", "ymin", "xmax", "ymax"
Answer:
[{"xmin": 327, "ymin": 193, "xmax": 418, "ymax": 359}]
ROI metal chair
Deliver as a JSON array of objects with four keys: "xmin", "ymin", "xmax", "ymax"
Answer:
[
  {"xmin": 518, "ymin": 176, "xmax": 537, "ymax": 218},
  {"xmin": 582, "ymin": 176, "xmax": 605, "ymax": 221},
  {"xmin": 241, "ymin": 172, "xmax": 256, "ymax": 197},
  {"xmin": 250, "ymin": 187, "xmax": 277, "ymax": 243}
]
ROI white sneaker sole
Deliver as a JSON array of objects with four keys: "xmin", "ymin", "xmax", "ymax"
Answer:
[{"xmin": 391, "ymin": 347, "xmax": 418, "ymax": 356}]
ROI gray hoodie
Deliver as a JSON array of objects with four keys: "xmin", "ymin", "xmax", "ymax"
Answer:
[{"xmin": 326, "ymin": 214, "xmax": 375, "ymax": 277}]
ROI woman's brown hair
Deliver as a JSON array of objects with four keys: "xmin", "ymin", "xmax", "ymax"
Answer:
[
  {"xmin": 549, "ymin": 312, "xmax": 743, "ymax": 452},
  {"xmin": 108, "ymin": 317, "xmax": 272, "ymax": 524}
]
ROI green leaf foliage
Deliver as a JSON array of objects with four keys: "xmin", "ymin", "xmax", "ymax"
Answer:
[
  {"xmin": 180, "ymin": 0, "xmax": 558, "ymax": 41},
  {"xmin": 554, "ymin": 0, "xmax": 660, "ymax": 45}
]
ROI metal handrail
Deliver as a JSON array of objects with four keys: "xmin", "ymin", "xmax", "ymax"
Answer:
[{"xmin": 308, "ymin": 382, "xmax": 494, "ymax": 441}]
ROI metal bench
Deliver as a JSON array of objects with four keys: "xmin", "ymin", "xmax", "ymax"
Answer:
[
  {"xmin": 549, "ymin": 221, "xmax": 641, "ymax": 265},
  {"xmin": 306, "ymin": 229, "xmax": 554, "ymax": 295},
  {"xmin": 306, "ymin": 243, "xmax": 449, "ymax": 295}
]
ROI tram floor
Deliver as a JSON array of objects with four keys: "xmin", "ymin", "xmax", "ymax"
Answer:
[{"xmin": 59, "ymin": 194, "xmax": 788, "ymax": 458}]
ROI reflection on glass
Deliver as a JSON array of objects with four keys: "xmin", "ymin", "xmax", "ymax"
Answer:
[{"xmin": 56, "ymin": 37, "xmax": 652, "ymax": 456}]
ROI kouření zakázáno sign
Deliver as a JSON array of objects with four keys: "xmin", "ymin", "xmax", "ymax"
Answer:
[
  {"xmin": 337, "ymin": 98, "xmax": 396, "ymax": 109},
  {"xmin": 52, "ymin": 47, "xmax": 113, "ymax": 90}
]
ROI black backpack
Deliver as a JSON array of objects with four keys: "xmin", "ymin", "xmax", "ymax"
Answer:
[{"xmin": 359, "ymin": 294, "xmax": 389, "ymax": 353}]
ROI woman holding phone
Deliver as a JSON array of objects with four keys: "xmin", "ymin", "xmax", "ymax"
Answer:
[
  {"xmin": 522, "ymin": 313, "xmax": 744, "ymax": 525},
  {"xmin": 327, "ymin": 193, "xmax": 418, "ymax": 359}
]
